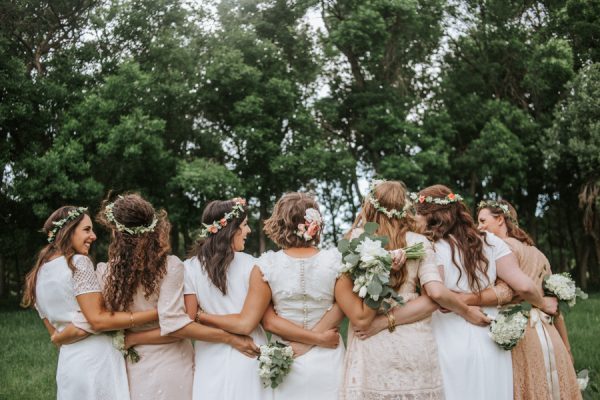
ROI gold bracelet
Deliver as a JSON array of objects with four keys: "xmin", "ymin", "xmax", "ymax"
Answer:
[
  {"xmin": 129, "ymin": 311, "xmax": 135, "ymax": 328},
  {"xmin": 195, "ymin": 307, "xmax": 205, "ymax": 323},
  {"xmin": 386, "ymin": 311, "xmax": 396, "ymax": 333}
]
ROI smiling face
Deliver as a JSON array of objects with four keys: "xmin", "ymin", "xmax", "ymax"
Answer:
[
  {"xmin": 477, "ymin": 208, "xmax": 503, "ymax": 235},
  {"xmin": 231, "ymin": 217, "xmax": 251, "ymax": 252},
  {"xmin": 70, "ymin": 214, "xmax": 97, "ymax": 255}
]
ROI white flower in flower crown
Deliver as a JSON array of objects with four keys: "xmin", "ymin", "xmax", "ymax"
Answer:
[{"xmin": 356, "ymin": 237, "xmax": 388, "ymax": 263}]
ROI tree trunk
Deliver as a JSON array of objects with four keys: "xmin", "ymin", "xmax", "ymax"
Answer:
[
  {"xmin": 259, "ymin": 201, "xmax": 267, "ymax": 254},
  {"xmin": 579, "ymin": 240, "xmax": 590, "ymax": 290},
  {"xmin": 0, "ymin": 255, "xmax": 5, "ymax": 298}
]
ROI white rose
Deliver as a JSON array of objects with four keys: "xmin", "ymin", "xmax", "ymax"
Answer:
[
  {"xmin": 577, "ymin": 376, "xmax": 589, "ymax": 391},
  {"xmin": 304, "ymin": 208, "xmax": 322, "ymax": 224},
  {"xmin": 356, "ymin": 237, "xmax": 388, "ymax": 263}
]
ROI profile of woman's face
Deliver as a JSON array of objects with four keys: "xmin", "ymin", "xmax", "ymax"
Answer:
[
  {"xmin": 477, "ymin": 208, "xmax": 502, "ymax": 234},
  {"xmin": 232, "ymin": 217, "xmax": 251, "ymax": 252},
  {"xmin": 71, "ymin": 215, "xmax": 97, "ymax": 255}
]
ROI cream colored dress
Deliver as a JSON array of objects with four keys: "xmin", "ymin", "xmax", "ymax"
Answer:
[
  {"xmin": 504, "ymin": 238, "xmax": 581, "ymax": 400},
  {"xmin": 94, "ymin": 255, "xmax": 195, "ymax": 400},
  {"xmin": 340, "ymin": 231, "xmax": 445, "ymax": 400}
]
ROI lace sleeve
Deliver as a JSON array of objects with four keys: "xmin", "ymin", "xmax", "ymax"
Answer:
[
  {"xmin": 256, "ymin": 252, "xmax": 274, "ymax": 282},
  {"xmin": 158, "ymin": 256, "xmax": 193, "ymax": 336},
  {"xmin": 72, "ymin": 256, "xmax": 101, "ymax": 296},
  {"xmin": 183, "ymin": 258, "xmax": 196, "ymax": 295}
]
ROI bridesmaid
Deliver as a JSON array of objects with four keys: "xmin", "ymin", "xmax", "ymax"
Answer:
[
  {"xmin": 94, "ymin": 194, "xmax": 258, "ymax": 400},
  {"xmin": 477, "ymin": 200, "xmax": 581, "ymax": 400},
  {"xmin": 413, "ymin": 185, "xmax": 558, "ymax": 400},
  {"xmin": 196, "ymin": 192, "xmax": 345, "ymax": 400},
  {"xmin": 336, "ymin": 180, "xmax": 489, "ymax": 400},
  {"xmin": 22, "ymin": 206, "xmax": 156, "ymax": 400},
  {"xmin": 182, "ymin": 198, "xmax": 271, "ymax": 399}
]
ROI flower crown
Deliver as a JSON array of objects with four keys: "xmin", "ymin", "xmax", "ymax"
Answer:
[
  {"xmin": 47, "ymin": 207, "xmax": 88, "ymax": 243},
  {"xmin": 295, "ymin": 208, "xmax": 322, "ymax": 241},
  {"xmin": 367, "ymin": 180, "xmax": 411, "ymax": 219},
  {"xmin": 198, "ymin": 198, "xmax": 246, "ymax": 238},
  {"xmin": 478, "ymin": 200, "xmax": 517, "ymax": 224},
  {"xmin": 409, "ymin": 192, "xmax": 463, "ymax": 205},
  {"xmin": 104, "ymin": 197, "xmax": 158, "ymax": 235}
]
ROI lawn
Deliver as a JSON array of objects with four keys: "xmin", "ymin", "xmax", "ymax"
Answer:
[{"xmin": 1, "ymin": 294, "xmax": 598, "ymax": 400}]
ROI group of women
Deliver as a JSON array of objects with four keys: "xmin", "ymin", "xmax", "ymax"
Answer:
[{"xmin": 23, "ymin": 181, "xmax": 582, "ymax": 400}]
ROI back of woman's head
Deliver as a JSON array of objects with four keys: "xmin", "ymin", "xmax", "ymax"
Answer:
[
  {"xmin": 22, "ymin": 206, "xmax": 89, "ymax": 308},
  {"xmin": 414, "ymin": 184, "xmax": 489, "ymax": 293},
  {"xmin": 477, "ymin": 199, "xmax": 534, "ymax": 245},
  {"xmin": 191, "ymin": 199, "xmax": 248, "ymax": 295},
  {"xmin": 98, "ymin": 193, "xmax": 170, "ymax": 312},
  {"xmin": 264, "ymin": 192, "xmax": 322, "ymax": 249},
  {"xmin": 353, "ymin": 180, "xmax": 415, "ymax": 290}
]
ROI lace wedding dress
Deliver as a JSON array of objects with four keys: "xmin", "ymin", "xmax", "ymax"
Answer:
[
  {"xmin": 35, "ymin": 255, "xmax": 130, "ymax": 400},
  {"xmin": 257, "ymin": 248, "xmax": 345, "ymax": 400}
]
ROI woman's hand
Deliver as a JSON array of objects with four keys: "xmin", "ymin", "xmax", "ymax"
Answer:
[
  {"xmin": 317, "ymin": 328, "xmax": 340, "ymax": 348},
  {"xmin": 541, "ymin": 296, "xmax": 558, "ymax": 315},
  {"xmin": 354, "ymin": 314, "xmax": 388, "ymax": 340},
  {"xmin": 463, "ymin": 306, "xmax": 491, "ymax": 327},
  {"xmin": 290, "ymin": 341, "xmax": 312, "ymax": 358},
  {"xmin": 390, "ymin": 249, "xmax": 407, "ymax": 271},
  {"xmin": 230, "ymin": 334, "xmax": 260, "ymax": 358}
]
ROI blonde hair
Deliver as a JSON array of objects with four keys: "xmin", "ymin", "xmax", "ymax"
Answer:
[
  {"xmin": 351, "ymin": 181, "xmax": 415, "ymax": 290},
  {"xmin": 264, "ymin": 192, "xmax": 321, "ymax": 248}
]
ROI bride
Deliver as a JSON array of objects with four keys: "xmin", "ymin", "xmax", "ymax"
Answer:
[{"xmin": 197, "ymin": 192, "xmax": 345, "ymax": 399}]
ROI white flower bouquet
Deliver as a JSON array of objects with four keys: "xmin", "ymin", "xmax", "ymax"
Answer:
[
  {"xmin": 489, "ymin": 303, "xmax": 530, "ymax": 351},
  {"xmin": 577, "ymin": 369, "xmax": 600, "ymax": 399},
  {"xmin": 109, "ymin": 330, "xmax": 140, "ymax": 363},
  {"xmin": 338, "ymin": 222, "xmax": 404, "ymax": 311},
  {"xmin": 543, "ymin": 273, "xmax": 588, "ymax": 313},
  {"xmin": 258, "ymin": 341, "xmax": 294, "ymax": 389}
]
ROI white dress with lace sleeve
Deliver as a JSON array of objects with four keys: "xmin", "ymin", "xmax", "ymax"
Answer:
[
  {"xmin": 34, "ymin": 255, "xmax": 130, "ymax": 400},
  {"xmin": 257, "ymin": 248, "xmax": 345, "ymax": 400}
]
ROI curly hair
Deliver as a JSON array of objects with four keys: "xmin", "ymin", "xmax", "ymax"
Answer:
[
  {"xmin": 414, "ymin": 185, "xmax": 490, "ymax": 293},
  {"xmin": 22, "ymin": 206, "xmax": 89, "ymax": 308},
  {"xmin": 477, "ymin": 199, "xmax": 534, "ymax": 246},
  {"xmin": 189, "ymin": 199, "xmax": 248, "ymax": 295},
  {"xmin": 351, "ymin": 180, "xmax": 416, "ymax": 291},
  {"xmin": 263, "ymin": 192, "xmax": 321, "ymax": 249},
  {"xmin": 98, "ymin": 194, "xmax": 170, "ymax": 312}
]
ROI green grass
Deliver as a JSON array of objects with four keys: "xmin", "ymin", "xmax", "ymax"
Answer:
[{"xmin": 0, "ymin": 295, "xmax": 598, "ymax": 400}]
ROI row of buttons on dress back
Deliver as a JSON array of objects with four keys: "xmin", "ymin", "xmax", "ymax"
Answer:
[{"xmin": 299, "ymin": 260, "xmax": 308, "ymax": 329}]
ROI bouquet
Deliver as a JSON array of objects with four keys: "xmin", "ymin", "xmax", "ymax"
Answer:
[
  {"xmin": 577, "ymin": 369, "xmax": 600, "ymax": 399},
  {"xmin": 109, "ymin": 330, "xmax": 140, "ymax": 363},
  {"xmin": 338, "ymin": 222, "xmax": 404, "ymax": 311},
  {"xmin": 489, "ymin": 303, "xmax": 530, "ymax": 351},
  {"xmin": 402, "ymin": 242, "xmax": 426, "ymax": 260},
  {"xmin": 543, "ymin": 273, "xmax": 588, "ymax": 313},
  {"xmin": 258, "ymin": 341, "xmax": 294, "ymax": 389}
]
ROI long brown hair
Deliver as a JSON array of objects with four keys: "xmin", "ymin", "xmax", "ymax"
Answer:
[
  {"xmin": 98, "ymin": 194, "xmax": 170, "ymax": 312},
  {"xmin": 414, "ymin": 185, "xmax": 490, "ymax": 293},
  {"xmin": 22, "ymin": 206, "xmax": 89, "ymax": 308},
  {"xmin": 351, "ymin": 181, "xmax": 416, "ymax": 290},
  {"xmin": 263, "ymin": 192, "xmax": 321, "ymax": 249},
  {"xmin": 478, "ymin": 199, "xmax": 535, "ymax": 246},
  {"xmin": 189, "ymin": 199, "xmax": 248, "ymax": 295}
]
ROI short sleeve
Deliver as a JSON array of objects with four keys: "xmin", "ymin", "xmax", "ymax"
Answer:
[
  {"xmin": 417, "ymin": 238, "xmax": 443, "ymax": 286},
  {"xmin": 326, "ymin": 248, "xmax": 344, "ymax": 277},
  {"xmin": 486, "ymin": 233, "xmax": 512, "ymax": 260},
  {"xmin": 158, "ymin": 256, "xmax": 193, "ymax": 336},
  {"xmin": 71, "ymin": 311, "xmax": 96, "ymax": 334},
  {"xmin": 255, "ymin": 251, "xmax": 275, "ymax": 282},
  {"xmin": 34, "ymin": 304, "xmax": 46, "ymax": 319},
  {"xmin": 72, "ymin": 256, "xmax": 101, "ymax": 296},
  {"xmin": 183, "ymin": 258, "xmax": 196, "ymax": 295}
]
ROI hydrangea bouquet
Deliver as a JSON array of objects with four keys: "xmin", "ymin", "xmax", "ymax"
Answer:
[
  {"xmin": 337, "ymin": 222, "xmax": 405, "ymax": 311},
  {"xmin": 489, "ymin": 303, "xmax": 531, "ymax": 351},
  {"xmin": 543, "ymin": 273, "xmax": 588, "ymax": 314},
  {"xmin": 109, "ymin": 330, "xmax": 140, "ymax": 363},
  {"xmin": 258, "ymin": 341, "xmax": 294, "ymax": 389}
]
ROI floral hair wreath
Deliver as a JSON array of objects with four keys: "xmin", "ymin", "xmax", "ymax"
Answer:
[
  {"xmin": 477, "ymin": 200, "xmax": 517, "ymax": 224},
  {"xmin": 409, "ymin": 191, "xmax": 463, "ymax": 205},
  {"xmin": 367, "ymin": 179, "xmax": 411, "ymax": 219},
  {"xmin": 198, "ymin": 198, "xmax": 247, "ymax": 239},
  {"xmin": 47, "ymin": 207, "xmax": 88, "ymax": 243},
  {"xmin": 295, "ymin": 208, "xmax": 322, "ymax": 241},
  {"xmin": 104, "ymin": 197, "xmax": 158, "ymax": 235}
]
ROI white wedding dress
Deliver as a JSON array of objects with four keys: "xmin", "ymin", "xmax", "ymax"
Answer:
[
  {"xmin": 184, "ymin": 252, "xmax": 272, "ymax": 400},
  {"xmin": 431, "ymin": 232, "xmax": 513, "ymax": 400},
  {"xmin": 34, "ymin": 255, "xmax": 130, "ymax": 400},
  {"xmin": 257, "ymin": 248, "xmax": 345, "ymax": 400}
]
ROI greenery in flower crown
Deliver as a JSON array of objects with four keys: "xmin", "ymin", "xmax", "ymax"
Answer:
[
  {"xmin": 198, "ymin": 198, "xmax": 246, "ymax": 238},
  {"xmin": 104, "ymin": 197, "xmax": 158, "ymax": 235},
  {"xmin": 367, "ymin": 180, "xmax": 411, "ymax": 219},
  {"xmin": 409, "ymin": 192, "xmax": 463, "ymax": 205},
  {"xmin": 47, "ymin": 207, "xmax": 88, "ymax": 243}
]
